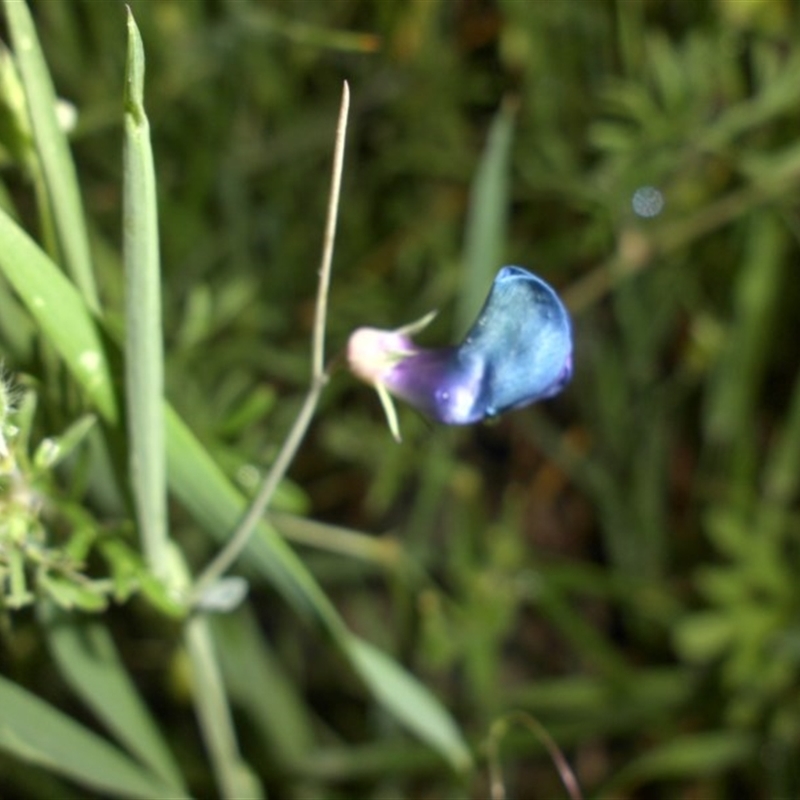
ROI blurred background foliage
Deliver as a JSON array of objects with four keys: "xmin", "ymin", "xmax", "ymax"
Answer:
[{"xmin": 1, "ymin": 0, "xmax": 800, "ymax": 797}]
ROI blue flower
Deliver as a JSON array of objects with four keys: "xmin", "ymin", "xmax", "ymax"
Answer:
[{"xmin": 348, "ymin": 266, "xmax": 572, "ymax": 440}]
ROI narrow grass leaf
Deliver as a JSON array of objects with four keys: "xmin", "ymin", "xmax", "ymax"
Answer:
[
  {"xmin": 0, "ymin": 209, "xmax": 117, "ymax": 422},
  {"xmin": 457, "ymin": 98, "xmax": 516, "ymax": 336},
  {"xmin": 347, "ymin": 637, "xmax": 472, "ymax": 772},
  {"xmin": 0, "ymin": 674, "xmax": 185, "ymax": 799},
  {"xmin": 3, "ymin": 0, "xmax": 99, "ymax": 311},
  {"xmin": 123, "ymin": 9, "xmax": 167, "ymax": 575},
  {"xmin": 765, "ymin": 367, "xmax": 800, "ymax": 502},
  {"xmin": 704, "ymin": 212, "xmax": 786, "ymax": 493},
  {"xmin": 40, "ymin": 602, "xmax": 187, "ymax": 793}
]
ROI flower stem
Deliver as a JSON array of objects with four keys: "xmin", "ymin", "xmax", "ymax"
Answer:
[{"xmin": 191, "ymin": 81, "xmax": 350, "ymax": 602}]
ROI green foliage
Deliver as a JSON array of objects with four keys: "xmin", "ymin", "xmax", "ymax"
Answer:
[
  {"xmin": 0, "ymin": 0, "xmax": 800, "ymax": 798},
  {"xmin": 0, "ymin": 672, "xmax": 185, "ymax": 798}
]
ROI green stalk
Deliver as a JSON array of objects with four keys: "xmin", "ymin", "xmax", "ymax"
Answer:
[{"xmin": 123, "ymin": 9, "xmax": 168, "ymax": 576}]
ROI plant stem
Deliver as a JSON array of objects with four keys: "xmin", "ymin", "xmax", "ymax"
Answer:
[
  {"xmin": 191, "ymin": 81, "xmax": 350, "ymax": 602},
  {"xmin": 312, "ymin": 82, "xmax": 349, "ymax": 380}
]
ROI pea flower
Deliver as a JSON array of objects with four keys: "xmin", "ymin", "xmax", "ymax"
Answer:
[{"xmin": 348, "ymin": 266, "xmax": 572, "ymax": 440}]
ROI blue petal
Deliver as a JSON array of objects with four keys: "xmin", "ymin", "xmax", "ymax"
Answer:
[
  {"xmin": 379, "ymin": 267, "xmax": 572, "ymax": 426},
  {"xmin": 387, "ymin": 267, "xmax": 572, "ymax": 425},
  {"xmin": 456, "ymin": 266, "xmax": 572, "ymax": 420}
]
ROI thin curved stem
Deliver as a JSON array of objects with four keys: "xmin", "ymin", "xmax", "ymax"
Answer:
[
  {"xmin": 191, "ymin": 81, "xmax": 350, "ymax": 602},
  {"xmin": 313, "ymin": 83, "xmax": 349, "ymax": 379},
  {"xmin": 486, "ymin": 711, "xmax": 583, "ymax": 800}
]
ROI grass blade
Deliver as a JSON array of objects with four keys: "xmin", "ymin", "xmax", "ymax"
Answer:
[
  {"xmin": 758, "ymin": 366, "xmax": 800, "ymax": 538},
  {"xmin": 704, "ymin": 212, "xmax": 787, "ymax": 497},
  {"xmin": 347, "ymin": 637, "xmax": 473, "ymax": 773},
  {"xmin": 0, "ymin": 208, "xmax": 117, "ymax": 422},
  {"xmin": 3, "ymin": 0, "xmax": 99, "ymax": 312},
  {"xmin": 40, "ymin": 602, "xmax": 187, "ymax": 793},
  {"xmin": 0, "ymin": 674, "xmax": 185, "ymax": 799},
  {"xmin": 457, "ymin": 98, "xmax": 516, "ymax": 336}
]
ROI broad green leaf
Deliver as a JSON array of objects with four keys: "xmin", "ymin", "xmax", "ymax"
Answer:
[
  {"xmin": 40, "ymin": 602, "xmax": 187, "ymax": 793},
  {"xmin": 0, "ymin": 209, "xmax": 117, "ymax": 422},
  {"xmin": 3, "ymin": 0, "xmax": 99, "ymax": 311},
  {"xmin": 0, "ymin": 674, "xmax": 185, "ymax": 799}
]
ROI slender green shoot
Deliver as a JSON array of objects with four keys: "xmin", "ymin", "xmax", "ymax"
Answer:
[
  {"xmin": 191, "ymin": 80, "xmax": 350, "ymax": 602},
  {"xmin": 123, "ymin": 9, "xmax": 168, "ymax": 578}
]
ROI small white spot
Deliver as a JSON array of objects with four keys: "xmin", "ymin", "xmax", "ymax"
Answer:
[
  {"xmin": 451, "ymin": 386, "xmax": 476, "ymax": 421},
  {"xmin": 55, "ymin": 98, "xmax": 78, "ymax": 133},
  {"xmin": 632, "ymin": 186, "xmax": 664, "ymax": 218},
  {"xmin": 438, "ymin": 385, "xmax": 476, "ymax": 423},
  {"xmin": 32, "ymin": 296, "xmax": 45, "ymax": 309},
  {"xmin": 79, "ymin": 351, "xmax": 101, "ymax": 372}
]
